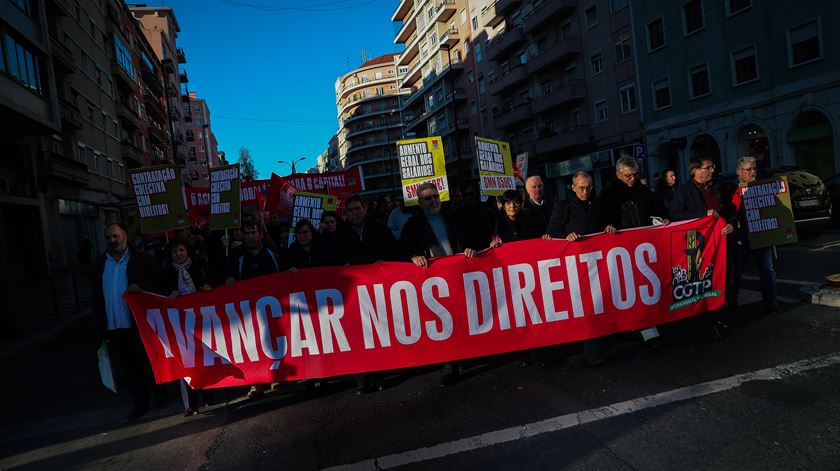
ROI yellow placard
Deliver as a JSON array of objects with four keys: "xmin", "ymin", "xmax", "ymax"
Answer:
[
  {"xmin": 475, "ymin": 137, "xmax": 515, "ymax": 196},
  {"xmin": 397, "ymin": 136, "xmax": 449, "ymax": 206}
]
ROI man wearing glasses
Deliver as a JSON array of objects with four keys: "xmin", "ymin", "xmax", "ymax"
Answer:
[
  {"xmin": 602, "ymin": 156, "xmax": 659, "ymax": 230},
  {"xmin": 548, "ymin": 171, "xmax": 616, "ymax": 241},
  {"xmin": 731, "ymin": 156, "xmax": 781, "ymax": 315}
]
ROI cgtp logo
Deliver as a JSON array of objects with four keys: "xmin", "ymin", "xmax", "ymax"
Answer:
[{"xmin": 670, "ymin": 229, "xmax": 719, "ymax": 311}]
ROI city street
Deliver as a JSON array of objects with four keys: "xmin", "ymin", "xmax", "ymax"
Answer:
[{"xmin": 1, "ymin": 228, "xmax": 839, "ymax": 471}]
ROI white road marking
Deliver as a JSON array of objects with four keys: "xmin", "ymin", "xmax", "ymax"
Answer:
[{"xmin": 323, "ymin": 353, "xmax": 840, "ymax": 471}]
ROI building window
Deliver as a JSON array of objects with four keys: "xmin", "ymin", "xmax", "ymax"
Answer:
[
  {"xmin": 590, "ymin": 52, "xmax": 603, "ymax": 76},
  {"xmin": 467, "ymin": 70, "xmax": 474, "ymax": 84},
  {"xmin": 560, "ymin": 21, "xmax": 572, "ymax": 39},
  {"xmin": 564, "ymin": 65, "xmax": 577, "ymax": 85},
  {"xmin": 619, "ymin": 84, "xmax": 636, "ymax": 113},
  {"xmin": 460, "ymin": 8, "xmax": 467, "ymax": 24},
  {"xmin": 542, "ymin": 80, "xmax": 552, "ymax": 95},
  {"xmin": 585, "ymin": 5, "xmax": 598, "ymax": 29},
  {"xmin": 614, "ymin": 31, "xmax": 632, "ymax": 63},
  {"xmin": 787, "ymin": 19, "xmax": 821, "ymax": 67},
  {"xmin": 475, "ymin": 42, "xmax": 482, "ymax": 62},
  {"xmin": 647, "ymin": 18, "xmax": 666, "ymax": 51},
  {"xmin": 375, "ymin": 87, "xmax": 384, "ymax": 96},
  {"xmin": 470, "ymin": 101, "xmax": 477, "ymax": 116},
  {"xmin": 568, "ymin": 109, "xmax": 581, "ymax": 128},
  {"xmin": 652, "ymin": 78, "xmax": 671, "ymax": 109},
  {"xmin": 688, "ymin": 63, "xmax": 711, "ymax": 98},
  {"xmin": 594, "ymin": 99, "xmax": 608, "ymax": 123},
  {"xmin": 610, "ymin": 0, "xmax": 627, "ymax": 13},
  {"xmin": 731, "ymin": 45, "xmax": 758, "ymax": 85},
  {"xmin": 10, "ymin": 0, "xmax": 33, "ymax": 16},
  {"xmin": 682, "ymin": 0, "xmax": 704, "ymax": 35},
  {"xmin": 113, "ymin": 34, "xmax": 134, "ymax": 78},
  {"xmin": 478, "ymin": 77, "xmax": 485, "ymax": 94},
  {"xmin": 472, "ymin": 16, "xmax": 478, "ymax": 29},
  {"xmin": 2, "ymin": 33, "xmax": 43, "ymax": 93},
  {"xmin": 726, "ymin": 0, "xmax": 752, "ymax": 16}
]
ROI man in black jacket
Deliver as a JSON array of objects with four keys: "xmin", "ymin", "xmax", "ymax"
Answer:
[
  {"xmin": 335, "ymin": 196, "xmax": 399, "ymax": 265},
  {"xmin": 601, "ymin": 156, "xmax": 658, "ymax": 229},
  {"xmin": 670, "ymin": 155, "xmax": 736, "ymax": 314},
  {"xmin": 548, "ymin": 171, "xmax": 616, "ymax": 240},
  {"xmin": 523, "ymin": 176, "xmax": 553, "ymax": 234},
  {"xmin": 400, "ymin": 183, "xmax": 481, "ymax": 385},
  {"xmin": 93, "ymin": 223, "xmax": 161, "ymax": 420}
]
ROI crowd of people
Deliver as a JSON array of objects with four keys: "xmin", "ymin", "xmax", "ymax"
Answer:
[{"xmin": 94, "ymin": 154, "xmax": 780, "ymax": 420}]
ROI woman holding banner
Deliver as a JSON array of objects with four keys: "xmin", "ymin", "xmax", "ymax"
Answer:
[
  {"xmin": 489, "ymin": 190, "xmax": 544, "ymax": 247},
  {"xmin": 288, "ymin": 219, "xmax": 338, "ymax": 268},
  {"xmin": 162, "ymin": 238, "xmax": 213, "ymax": 416}
]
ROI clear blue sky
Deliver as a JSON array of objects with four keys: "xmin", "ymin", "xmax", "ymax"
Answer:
[{"xmin": 167, "ymin": 0, "xmax": 403, "ymax": 177}]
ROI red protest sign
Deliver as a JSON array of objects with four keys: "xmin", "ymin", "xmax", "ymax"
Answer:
[{"xmin": 125, "ymin": 216, "xmax": 727, "ymax": 389}]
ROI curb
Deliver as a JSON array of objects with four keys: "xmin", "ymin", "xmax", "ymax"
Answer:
[
  {"xmin": 0, "ymin": 309, "xmax": 93, "ymax": 361},
  {"xmin": 800, "ymin": 285, "xmax": 840, "ymax": 308}
]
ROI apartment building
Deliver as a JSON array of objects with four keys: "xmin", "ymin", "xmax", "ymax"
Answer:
[
  {"xmin": 182, "ymin": 91, "xmax": 220, "ymax": 186},
  {"xmin": 632, "ymin": 0, "xmax": 840, "ymax": 181},
  {"xmin": 335, "ymin": 53, "xmax": 404, "ymax": 195},
  {"xmin": 129, "ymin": 4, "xmax": 191, "ymax": 181},
  {"xmin": 392, "ymin": 0, "xmax": 477, "ymax": 181},
  {"xmin": 481, "ymin": 0, "xmax": 642, "ymax": 193}
]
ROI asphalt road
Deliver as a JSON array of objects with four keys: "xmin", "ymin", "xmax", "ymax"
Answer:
[{"xmin": 1, "ymin": 229, "xmax": 839, "ymax": 471}]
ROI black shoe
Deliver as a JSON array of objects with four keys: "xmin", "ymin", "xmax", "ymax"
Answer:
[{"xmin": 183, "ymin": 408, "xmax": 198, "ymax": 417}]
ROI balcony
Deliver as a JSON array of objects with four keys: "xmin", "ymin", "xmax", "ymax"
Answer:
[
  {"xmin": 176, "ymin": 47, "xmax": 186, "ymax": 64},
  {"xmin": 535, "ymin": 126, "xmax": 590, "ymax": 154},
  {"xmin": 148, "ymin": 123, "xmax": 168, "ymax": 146},
  {"xmin": 343, "ymin": 106, "xmax": 401, "ymax": 125},
  {"xmin": 169, "ymin": 103, "xmax": 181, "ymax": 120},
  {"xmin": 40, "ymin": 151, "xmax": 90, "ymax": 185},
  {"xmin": 436, "ymin": 0, "xmax": 456, "ymax": 22},
  {"xmin": 486, "ymin": 27, "xmax": 525, "ymax": 61},
  {"xmin": 486, "ymin": 0, "xmax": 521, "ymax": 27},
  {"xmin": 143, "ymin": 91, "xmax": 166, "ymax": 120},
  {"xmin": 493, "ymin": 102, "xmax": 533, "ymax": 129},
  {"xmin": 179, "ymin": 69, "xmax": 188, "ymax": 83},
  {"xmin": 162, "ymin": 58, "xmax": 176, "ymax": 74},
  {"xmin": 439, "ymin": 26, "xmax": 459, "ymax": 49},
  {"xmin": 395, "ymin": 13, "xmax": 417, "ymax": 44},
  {"xmin": 45, "ymin": 0, "xmax": 71, "ymax": 17},
  {"xmin": 50, "ymin": 35, "xmax": 75, "ymax": 72},
  {"xmin": 523, "ymin": 0, "xmax": 576, "ymax": 33},
  {"xmin": 59, "ymin": 97, "xmax": 83, "ymax": 129},
  {"xmin": 117, "ymin": 101, "xmax": 141, "ymax": 130},
  {"xmin": 120, "ymin": 141, "xmax": 144, "ymax": 167},
  {"xmin": 181, "ymin": 93, "xmax": 191, "ymax": 103},
  {"xmin": 488, "ymin": 64, "xmax": 528, "ymax": 95},
  {"xmin": 347, "ymin": 123, "xmax": 398, "ymax": 140},
  {"xmin": 526, "ymin": 36, "xmax": 581, "ymax": 74},
  {"xmin": 532, "ymin": 81, "xmax": 586, "ymax": 114},
  {"xmin": 392, "ymin": 0, "xmax": 413, "ymax": 22},
  {"xmin": 111, "ymin": 61, "xmax": 137, "ymax": 92}
]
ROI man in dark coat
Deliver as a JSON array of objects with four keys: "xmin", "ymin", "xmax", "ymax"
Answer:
[
  {"xmin": 670, "ymin": 155, "xmax": 737, "ymax": 313},
  {"xmin": 93, "ymin": 223, "xmax": 161, "ymax": 420},
  {"xmin": 548, "ymin": 171, "xmax": 616, "ymax": 240},
  {"xmin": 601, "ymin": 156, "xmax": 658, "ymax": 229},
  {"xmin": 523, "ymin": 176, "xmax": 553, "ymax": 235},
  {"xmin": 400, "ymin": 182, "xmax": 483, "ymax": 385},
  {"xmin": 335, "ymin": 196, "xmax": 399, "ymax": 265}
]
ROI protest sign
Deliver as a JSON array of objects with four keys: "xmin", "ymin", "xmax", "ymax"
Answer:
[
  {"xmin": 209, "ymin": 165, "xmax": 241, "ymax": 229},
  {"xmin": 514, "ymin": 152, "xmax": 528, "ymax": 185},
  {"xmin": 734, "ymin": 176, "xmax": 797, "ymax": 249},
  {"xmin": 476, "ymin": 137, "xmax": 515, "ymax": 196},
  {"xmin": 288, "ymin": 192, "xmax": 339, "ymax": 245},
  {"xmin": 125, "ymin": 216, "xmax": 727, "ymax": 389},
  {"xmin": 129, "ymin": 164, "xmax": 189, "ymax": 233},
  {"xmin": 397, "ymin": 136, "xmax": 449, "ymax": 206},
  {"xmin": 186, "ymin": 180, "xmax": 269, "ymax": 228}
]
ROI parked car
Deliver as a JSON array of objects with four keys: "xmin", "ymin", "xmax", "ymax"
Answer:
[{"xmin": 715, "ymin": 167, "xmax": 833, "ymax": 229}]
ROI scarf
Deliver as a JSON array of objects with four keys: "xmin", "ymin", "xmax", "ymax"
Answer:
[{"xmin": 173, "ymin": 258, "xmax": 196, "ymax": 294}]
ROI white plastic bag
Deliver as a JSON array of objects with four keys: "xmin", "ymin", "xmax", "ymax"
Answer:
[{"xmin": 98, "ymin": 341, "xmax": 117, "ymax": 393}]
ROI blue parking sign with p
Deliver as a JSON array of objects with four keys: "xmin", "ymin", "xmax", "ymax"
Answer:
[{"xmin": 633, "ymin": 144, "xmax": 647, "ymax": 160}]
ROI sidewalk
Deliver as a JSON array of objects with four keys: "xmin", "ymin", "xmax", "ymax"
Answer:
[{"xmin": 0, "ymin": 265, "xmax": 94, "ymax": 360}]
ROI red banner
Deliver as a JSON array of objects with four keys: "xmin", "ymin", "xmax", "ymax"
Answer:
[
  {"xmin": 286, "ymin": 167, "xmax": 365, "ymax": 194},
  {"xmin": 186, "ymin": 180, "xmax": 270, "ymax": 227},
  {"xmin": 125, "ymin": 217, "xmax": 727, "ymax": 389}
]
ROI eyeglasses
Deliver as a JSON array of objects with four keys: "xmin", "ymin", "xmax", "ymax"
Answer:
[{"xmin": 419, "ymin": 194, "xmax": 441, "ymax": 202}]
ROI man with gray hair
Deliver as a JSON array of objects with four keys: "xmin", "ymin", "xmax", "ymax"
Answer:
[
  {"xmin": 602, "ymin": 156, "xmax": 658, "ymax": 230},
  {"xmin": 732, "ymin": 156, "xmax": 781, "ymax": 314},
  {"xmin": 524, "ymin": 175, "xmax": 554, "ymax": 234}
]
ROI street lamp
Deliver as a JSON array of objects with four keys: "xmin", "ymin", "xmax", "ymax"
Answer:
[{"xmin": 278, "ymin": 157, "xmax": 306, "ymax": 175}]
